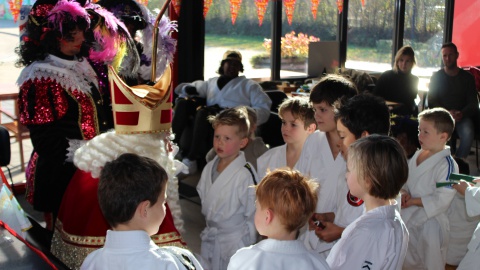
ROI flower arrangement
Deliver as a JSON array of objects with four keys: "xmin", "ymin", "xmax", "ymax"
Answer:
[{"xmin": 263, "ymin": 31, "xmax": 320, "ymax": 58}]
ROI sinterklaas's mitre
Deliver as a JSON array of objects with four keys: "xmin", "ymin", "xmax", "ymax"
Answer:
[{"xmin": 109, "ymin": 65, "xmax": 172, "ymax": 134}]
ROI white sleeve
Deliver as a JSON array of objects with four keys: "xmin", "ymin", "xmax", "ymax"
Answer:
[
  {"xmin": 465, "ymin": 186, "xmax": 480, "ymax": 217},
  {"xmin": 422, "ymin": 160, "xmax": 457, "ymax": 219},
  {"xmin": 247, "ymin": 82, "xmax": 272, "ymax": 125}
]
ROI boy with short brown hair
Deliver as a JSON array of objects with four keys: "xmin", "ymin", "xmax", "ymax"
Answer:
[
  {"xmin": 81, "ymin": 153, "xmax": 202, "ymax": 270},
  {"xmin": 257, "ymin": 97, "xmax": 316, "ymax": 178}
]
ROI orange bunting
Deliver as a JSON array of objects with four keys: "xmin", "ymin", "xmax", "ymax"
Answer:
[
  {"xmin": 171, "ymin": 0, "xmax": 181, "ymax": 15},
  {"xmin": 254, "ymin": 0, "xmax": 269, "ymax": 26},
  {"xmin": 136, "ymin": 0, "xmax": 148, "ymax": 6},
  {"xmin": 336, "ymin": 0, "xmax": 343, "ymax": 14},
  {"xmin": 229, "ymin": 0, "xmax": 242, "ymax": 25},
  {"xmin": 283, "ymin": 0, "xmax": 296, "ymax": 25},
  {"xmin": 310, "ymin": 0, "xmax": 320, "ymax": 20},
  {"xmin": 8, "ymin": 0, "xmax": 22, "ymax": 22},
  {"xmin": 204, "ymin": 0, "xmax": 213, "ymax": 18},
  {"xmin": 361, "ymin": 0, "xmax": 366, "ymax": 7}
]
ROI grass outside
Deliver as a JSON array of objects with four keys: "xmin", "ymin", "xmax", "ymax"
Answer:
[
  {"xmin": 205, "ymin": 34, "xmax": 394, "ymax": 64},
  {"xmin": 205, "ymin": 34, "xmax": 265, "ymax": 51},
  {"xmin": 347, "ymin": 44, "xmax": 391, "ymax": 64}
]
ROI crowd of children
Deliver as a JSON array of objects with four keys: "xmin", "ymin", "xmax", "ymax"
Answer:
[
  {"xmin": 190, "ymin": 73, "xmax": 479, "ymax": 270},
  {"xmin": 74, "ymin": 73, "xmax": 480, "ymax": 270},
  {"xmin": 9, "ymin": 67, "xmax": 479, "ymax": 269}
]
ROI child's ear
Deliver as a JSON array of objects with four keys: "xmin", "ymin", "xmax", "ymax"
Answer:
[
  {"xmin": 240, "ymin": 137, "xmax": 248, "ymax": 148},
  {"xmin": 137, "ymin": 200, "xmax": 150, "ymax": 218},
  {"xmin": 265, "ymin": 208, "xmax": 274, "ymax": 225},
  {"xmin": 306, "ymin": 123, "xmax": 316, "ymax": 134},
  {"xmin": 440, "ymin": 132, "xmax": 449, "ymax": 142}
]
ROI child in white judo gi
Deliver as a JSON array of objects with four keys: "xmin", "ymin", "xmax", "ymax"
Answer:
[
  {"xmin": 197, "ymin": 107, "xmax": 258, "ymax": 270},
  {"xmin": 327, "ymin": 135, "xmax": 409, "ymax": 270},
  {"xmin": 401, "ymin": 107, "xmax": 458, "ymax": 270},
  {"xmin": 296, "ymin": 75, "xmax": 358, "ymax": 256},
  {"xmin": 453, "ymin": 179, "xmax": 480, "ymax": 270},
  {"xmin": 303, "ymin": 94, "xmax": 391, "ymax": 258},
  {"xmin": 228, "ymin": 169, "xmax": 330, "ymax": 270},
  {"xmin": 257, "ymin": 97, "xmax": 316, "ymax": 179},
  {"xmin": 81, "ymin": 153, "xmax": 202, "ymax": 270},
  {"xmin": 207, "ymin": 106, "xmax": 268, "ymax": 171}
]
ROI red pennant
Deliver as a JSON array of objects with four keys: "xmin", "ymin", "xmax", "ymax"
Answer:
[
  {"xmin": 310, "ymin": 0, "xmax": 320, "ymax": 20},
  {"xmin": 337, "ymin": 0, "xmax": 343, "ymax": 14},
  {"xmin": 361, "ymin": 0, "xmax": 366, "ymax": 7},
  {"xmin": 254, "ymin": 0, "xmax": 269, "ymax": 26},
  {"xmin": 8, "ymin": 0, "xmax": 22, "ymax": 22},
  {"xmin": 229, "ymin": 0, "xmax": 242, "ymax": 25},
  {"xmin": 283, "ymin": 0, "xmax": 296, "ymax": 25},
  {"xmin": 204, "ymin": 0, "xmax": 213, "ymax": 18}
]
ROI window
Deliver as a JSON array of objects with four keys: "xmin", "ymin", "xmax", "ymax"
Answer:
[
  {"xmin": 404, "ymin": 0, "xmax": 445, "ymax": 91},
  {"xmin": 204, "ymin": 0, "xmax": 272, "ymax": 79},
  {"xmin": 280, "ymin": 0, "xmax": 338, "ymax": 79},
  {"xmin": 345, "ymin": 0, "xmax": 395, "ymax": 73}
]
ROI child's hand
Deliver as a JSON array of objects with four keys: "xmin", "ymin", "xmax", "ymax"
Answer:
[
  {"xmin": 400, "ymin": 190, "xmax": 411, "ymax": 208},
  {"xmin": 314, "ymin": 221, "xmax": 344, "ymax": 243},
  {"xmin": 453, "ymin": 180, "xmax": 474, "ymax": 196},
  {"xmin": 308, "ymin": 214, "xmax": 320, "ymax": 230},
  {"xmin": 308, "ymin": 213, "xmax": 334, "ymax": 230},
  {"xmin": 403, "ymin": 197, "xmax": 422, "ymax": 208}
]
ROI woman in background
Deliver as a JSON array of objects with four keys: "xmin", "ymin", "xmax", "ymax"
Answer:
[{"xmin": 373, "ymin": 46, "xmax": 419, "ymax": 116}]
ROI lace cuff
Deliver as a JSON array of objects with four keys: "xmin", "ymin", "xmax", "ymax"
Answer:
[{"xmin": 66, "ymin": 139, "xmax": 87, "ymax": 163}]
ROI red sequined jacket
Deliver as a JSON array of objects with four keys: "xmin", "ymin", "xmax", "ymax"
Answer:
[{"xmin": 17, "ymin": 54, "xmax": 113, "ymax": 213}]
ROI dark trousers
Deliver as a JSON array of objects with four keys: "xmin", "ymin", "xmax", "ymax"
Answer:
[{"xmin": 172, "ymin": 98, "xmax": 220, "ymax": 161}]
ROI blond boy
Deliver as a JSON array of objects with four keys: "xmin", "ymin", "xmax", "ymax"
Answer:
[
  {"xmin": 401, "ymin": 107, "xmax": 458, "ymax": 269},
  {"xmin": 228, "ymin": 169, "xmax": 330, "ymax": 270},
  {"xmin": 197, "ymin": 107, "xmax": 258, "ymax": 270},
  {"xmin": 206, "ymin": 106, "xmax": 268, "ymax": 170}
]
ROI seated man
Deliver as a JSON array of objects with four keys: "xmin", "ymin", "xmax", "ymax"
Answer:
[
  {"xmin": 428, "ymin": 42, "xmax": 478, "ymax": 162},
  {"xmin": 172, "ymin": 50, "xmax": 271, "ymax": 174}
]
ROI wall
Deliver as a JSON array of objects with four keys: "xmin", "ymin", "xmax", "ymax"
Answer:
[{"xmin": 453, "ymin": 0, "xmax": 480, "ymax": 67}]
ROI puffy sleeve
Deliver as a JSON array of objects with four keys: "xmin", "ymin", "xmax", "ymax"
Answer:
[{"xmin": 18, "ymin": 78, "xmax": 69, "ymax": 125}]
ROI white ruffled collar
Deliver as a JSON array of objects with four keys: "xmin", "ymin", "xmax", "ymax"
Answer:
[{"xmin": 17, "ymin": 54, "xmax": 99, "ymax": 94}]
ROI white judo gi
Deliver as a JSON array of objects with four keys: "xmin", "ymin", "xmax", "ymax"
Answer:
[
  {"xmin": 446, "ymin": 192, "xmax": 480, "ymax": 265},
  {"xmin": 184, "ymin": 76, "xmax": 272, "ymax": 125},
  {"xmin": 327, "ymin": 204, "xmax": 408, "ymax": 270},
  {"xmin": 227, "ymin": 239, "xmax": 330, "ymax": 270},
  {"xmin": 197, "ymin": 152, "xmax": 258, "ymax": 270},
  {"xmin": 296, "ymin": 131, "xmax": 346, "ymax": 256},
  {"xmin": 457, "ymin": 185, "xmax": 480, "ymax": 270},
  {"xmin": 401, "ymin": 148, "xmax": 457, "ymax": 270},
  {"xmin": 257, "ymin": 144, "xmax": 295, "ymax": 179},
  {"xmin": 80, "ymin": 230, "xmax": 203, "ymax": 270}
]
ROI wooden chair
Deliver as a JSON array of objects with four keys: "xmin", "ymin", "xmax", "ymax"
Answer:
[{"xmin": 0, "ymin": 86, "xmax": 30, "ymax": 172}]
